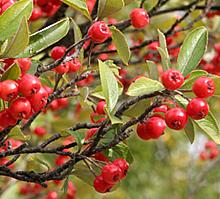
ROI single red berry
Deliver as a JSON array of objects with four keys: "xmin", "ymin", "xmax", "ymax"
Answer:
[
  {"xmin": 186, "ymin": 98, "xmax": 209, "ymax": 120},
  {"xmin": 88, "ymin": 21, "xmax": 111, "ymax": 43},
  {"xmin": 192, "ymin": 77, "xmax": 215, "ymax": 98},
  {"xmin": 67, "ymin": 58, "xmax": 81, "ymax": 73},
  {"xmin": 101, "ymin": 163, "xmax": 122, "ymax": 184},
  {"xmin": 205, "ymin": 141, "xmax": 217, "ymax": 150},
  {"xmin": 96, "ymin": 100, "xmax": 106, "ymax": 115},
  {"xmin": 94, "ymin": 152, "xmax": 109, "ymax": 162},
  {"xmin": 199, "ymin": 151, "xmax": 208, "ymax": 161},
  {"xmin": 54, "ymin": 63, "xmax": 69, "ymax": 74},
  {"xmin": 209, "ymin": 149, "xmax": 219, "ymax": 159},
  {"xmin": 9, "ymin": 98, "xmax": 32, "ymax": 119},
  {"xmin": 51, "ymin": 46, "xmax": 66, "ymax": 60},
  {"xmin": 55, "ymin": 155, "xmax": 69, "ymax": 166},
  {"xmin": 161, "ymin": 69, "xmax": 184, "ymax": 90},
  {"xmin": 30, "ymin": 7, "xmax": 43, "ymax": 21},
  {"xmin": 16, "ymin": 58, "xmax": 31, "ymax": 74},
  {"xmin": 0, "ymin": 80, "xmax": 18, "ymax": 101},
  {"xmin": 130, "ymin": 8, "xmax": 149, "ymax": 29},
  {"xmin": 27, "ymin": 87, "xmax": 48, "ymax": 112},
  {"xmin": 136, "ymin": 122, "xmax": 151, "ymax": 140},
  {"xmin": 46, "ymin": 191, "xmax": 58, "ymax": 199},
  {"xmin": 153, "ymin": 104, "xmax": 169, "ymax": 113},
  {"xmin": 34, "ymin": 126, "xmax": 47, "ymax": 137},
  {"xmin": 66, "ymin": 181, "xmax": 76, "ymax": 199},
  {"xmin": 113, "ymin": 158, "xmax": 129, "ymax": 179},
  {"xmin": 18, "ymin": 74, "xmax": 41, "ymax": 97},
  {"xmin": 57, "ymin": 98, "xmax": 69, "ymax": 109},
  {"xmin": 93, "ymin": 175, "xmax": 113, "ymax": 193},
  {"xmin": 0, "ymin": 109, "xmax": 17, "ymax": 128},
  {"xmin": 165, "ymin": 107, "xmax": 188, "ymax": 130}
]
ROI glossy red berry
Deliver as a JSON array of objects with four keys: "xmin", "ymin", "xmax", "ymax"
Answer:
[
  {"xmin": 16, "ymin": 58, "xmax": 31, "ymax": 74},
  {"xmin": 54, "ymin": 63, "xmax": 69, "ymax": 74},
  {"xmin": 34, "ymin": 127, "xmax": 47, "ymax": 137},
  {"xmin": 0, "ymin": 109, "xmax": 17, "ymax": 128},
  {"xmin": 67, "ymin": 58, "xmax": 81, "ymax": 73},
  {"xmin": 165, "ymin": 107, "xmax": 188, "ymax": 130},
  {"xmin": 51, "ymin": 46, "xmax": 66, "ymax": 60},
  {"xmin": 93, "ymin": 175, "xmax": 113, "ymax": 193},
  {"xmin": 101, "ymin": 163, "xmax": 122, "ymax": 184},
  {"xmin": 96, "ymin": 100, "xmax": 106, "ymax": 115},
  {"xmin": 9, "ymin": 98, "xmax": 32, "ymax": 119},
  {"xmin": 136, "ymin": 122, "xmax": 151, "ymax": 140},
  {"xmin": 113, "ymin": 158, "xmax": 129, "ymax": 179},
  {"xmin": 161, "ymin": 69, "xmax": 184, "ymax": 90},
  {"xmin": 0, "ymin": 80, "xmax": 18, "ymax": 101},
  {"xmin": 88, "ymin": 21, "xmax": 111, "ymax": 43},
  {"xmin": 186, "ymin": 98, "xmax": 209, "ymax": 120},
  {"xmin": 46, "ymin": 191, "xmax": 58, "ymax": 199},
  {"xmin": 153, "ymin": 104, "xmax": 169, "ymax": 113},
  {"xmin": 209, "ymin": 149, "xmax": 219, "ymax": 159},
  {"xmin": 30, "ymin": 7, "xmax": 43, "ymax": 21},
  {"xmin": 27, "ymin": 87, "xmax": 48, "ymax": 112},
  {"xmin": 205, "ymin": 141, "xmax": 217, "ymax": 150},
  {"xmin": 192, "ymin": 77, "xmax": 215, "ymax": 98},
  {"xmin": 130, "ymin": 8, "xmax": 149, "ymax": 29},
  {"xmin": 18, "ymin": 74, "xmax": 41, "ymax": 97}
]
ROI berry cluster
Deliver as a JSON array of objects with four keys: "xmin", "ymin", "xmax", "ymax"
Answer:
[
  {"xmin": 94, "ymin": 158, "xmax": 129, "ymax": 193},
  {"xmin": 0, "ymin": 0, "xmax": 14, "ymax": 15},
  {"xmin": 30, "ymin": 0, "xmax": 61, "ymax": 21},
  {"xmin": 137, "ymin": 69, "xmax": 215, "ymax": 141},
  {"xmin": 200, "ymin": 141, "xmax": 219, "ymax": 161}
]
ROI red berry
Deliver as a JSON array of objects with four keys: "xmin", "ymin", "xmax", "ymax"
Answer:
[
  {"xmin": 130, "ymin": 8, "xmax": 149, "ymax": 29},
  {"xmin": 27, "ymin": 87, "xmax": 48, "ymax": 112},
  {"xmin": 88, "ymin": 21, "xmax": 111, "ymax": 43},
  {"xmin": 96, "ymin": 100, "xmax": 106, "ymax": 115},
  {"xmin": 55, "ymin": 155, "xmax": 69, "ymax": 166},
  {"xmin": 101, "ymin": 163, "xmax": 122, "ymax": 184},
  {"xmin": 209, "ymin": 149, "xmax": 219, "ymax": 159},
  {"xmin": 46, "ymin": 191, "xmax": 58, "ymax": 199},
  {"xmin": 93, "ymin": 175, "xmax": 113, "ymax": 193},
  {"xmin": 85, "ymin": 128, "xmax": 98, "ymax": 141},
  {"xmin": 16, "ymin": 58, "xmax": 31, "ymax": 74},
  {"xmin": 54, "ymin": 63, "xmax": 69, "ymax": 74},
  {"xmin": 51, "ymin": 46, "xmax": 66, "ymax": 60},
  {"xmin": 186, "ymin": 98, "xmax": 209, "ymax": 120},
  {"xmin": 165, "ymin": 107, "xmax": 188, "ymax": 130},
  {"xmin": 192, "ymin": 77, "xmax": 215, "ymax": 98},
  {"xmin": 30, "ymin": 7, "xmax": 43, "ymax": 21},
  {"xmin": 34, "ymin": 127, "xmax": 47, "ymax": 137},
  {"xmin": 199, "ymin": 151, "xmax": 208, "ymax": 161},
  {"xmin": 161, "ymin": 69, "xmax": 184, "ymax": 90},
  {"xmin": 0, "ymin": 80, "xmax": 18, "ymax": 101},
  {"xmin": 57, "ymin": 98, "xmax": 69, "ymax": 109},
  {"xmin": 18, "ymin": 74, "xmax": 41, "ymax": 97},
  {"xmin": 67, "ymin": 58, "xmax": 81, "ymax": 73},
  {"xmin": 9, "ymin": 98, "xmax": 32, "ymax": 119},
  {"xmin": 153, "ymin": 104, "xmax": 169, "ymax": 113},
  {"xmin": 205, "ymin": 141, "xmax": 217, "ymax": 150},
  {"xmin": 136, "ymin": 122, "xmax": 151, "ymax": 140},
  {"xmin": 0, "ymin": 109, "xmax": 17, "ymax": 128},
  {"xmin": 113, "ymin": 158, "xmax": 129, "ymax": 179}
]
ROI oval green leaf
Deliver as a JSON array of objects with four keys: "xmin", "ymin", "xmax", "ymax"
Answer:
[{"xmin": 1, "ymin": 63, "xmax": 21, "ymax": 81}]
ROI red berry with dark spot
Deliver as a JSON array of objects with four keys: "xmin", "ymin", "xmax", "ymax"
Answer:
[
  {"xmin": 101, "ymin": 163, "xmax": 122, "ymax": 184},
  {"xmin": 113, "ymin": 158, "xmax": 129, "ymax": 179},
  {"xmin": 51, "ymin": 46, "xmax": 66, "ymax": 60},
  {"xmin": 0, "ymin": 109, "xmax": 17, "ymax": 128},
  {"xmin": 9, "ymin": 98, "xmax": 32, "ymax": 119},
  {"xmin": 0, "ymin": 80, "xmax": 18, "ymax": 101},
  {"xmin": 130, "ymin": 8, "xmax": 149, "ymax": 29},
  {"xmin": 193, "ymin": 77, "xmax": 215, "ymax": 98},
  {"xmin": 161, "ymin": 69, "xmax": 184, "ymax": 90},
  {"xmin": 67, "ymin": 58, "xmax": 81, "ymax": 73},
  {"xmin": 186, "ymin": 98, "xmax": 209, "ymax": 120},
  {"xmin": 88, "ymin": 21, "xmax": 111, "ymax": 43},
  {"xmin": 18, "ymin": 74, "xmax": 41, "ymax": 97},
  {"xmin": 96, "ymin": 100, "xmax": 106, "ymax": 115},
  {"xmin": 165, "ymin": 107, "xmax": 188, "ymax": 130},
  {"xmin": 209, "ymin": 149, "xmax": 219, "ymax": 159},
  {"xmin": 93, "ymin": 175, "xmax": 113, "ymax": 193}
]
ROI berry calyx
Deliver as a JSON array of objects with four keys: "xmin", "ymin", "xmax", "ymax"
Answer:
[
  {"xmin": 88, "ymin": 21, "xmax": 111, "ymax": 43},
  {"xmin": 101, "ymin": 163, "xmax": 122, "ymax": 184},
  {"xmin": 161, "ymin": 69, "xmax": 184, "ymax": 90},
  {"xmin": 192, "ymin": 77, "xmax": 215, "ymax": 98},
  {"xmin": 165, "ymin": 107, "xmax": 188, "ymax": 130},
  {"xmin": 130, "ymin": 8, "xmax": 149, "ymax": 29},
  {"xmin": 186, "ymin": 98, "xmax": 209, "ymax": 120}
]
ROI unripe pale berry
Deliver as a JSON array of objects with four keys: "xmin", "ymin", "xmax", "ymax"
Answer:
[
  {"xmin": 161, "ymin": 69, "xmax": 184, "ymax": 90},
  {"xmin": 130, "ymin": 8, "xmax": 149, "ymax": 29},
  {"xmin": 165, "ymin": 107, "xmax": 188, "ymax": 130},
  {"xmin": 192, "ymin": 77, "xmax": 215, "ymax": 98}
]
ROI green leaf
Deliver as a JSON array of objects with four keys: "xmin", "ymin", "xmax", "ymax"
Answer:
[
  {"xmin": 146, "ymin": 60, "xmax": 159, "ymax": 80},
  {"xmin": 176, "ymin": 95, "xmax": 220, "ymax": 144},
  {"xmin": 158, "ymin": 29, "xmax": 170, "ymax": 70},
  {"xmin": 157, "ymin": 47, "xmax": 170, "ymax": 71},
  {"xmin": 8, "ymin": 125, "xmax": 31, "ymax": 141},
  {"xmin": 98, "ymin": 0, "xmax": 124, "ymax": 18},
  {"xmin": 184, "ymin": 118, "xmax": 195, "ymax": 144},
  {"xmin": 106, "ymin": 109, "xmax": 123, "ymax": 124},
  {"xmin": 0, "ymin": 0, "xmax": 33, "ymax": 42},
  {"xmin": 62, "ymin": 176, "xmax": 70, "ymax": 194},
  {"xmin": 17, "ymin": 18, "xmax": 70, "ymax": 58},
  {"xmin": 98, "ymin": 60, "xmax": 119, "ymax": 112},
  {"xmin": 177, "ymin": 27, "xmax": 208, "ymax": 76},
  {"xmin": 62, "ymin": 0, "xmax": 91, "ymax": 20},
  {"xmin": 181, "ymin": 70, "xmax": 208, "ymax": 89},
  {"xmin": 1, "ymin": 63, "xmax": 21, "ymax": 81},
  {"xmin": 212, "ymin": 75, "xmax": 220, "ymax": 96},
  {"xmin": 110, "ymin": 26, "xmax": 131, "ymax": 65},
  {"xmin": 2, "ymin": 18, "xmax": 29, "ymax": 58},
  {"xmin": 127, "ymin": 77, "xmax": 164, "ymax": 96}
]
